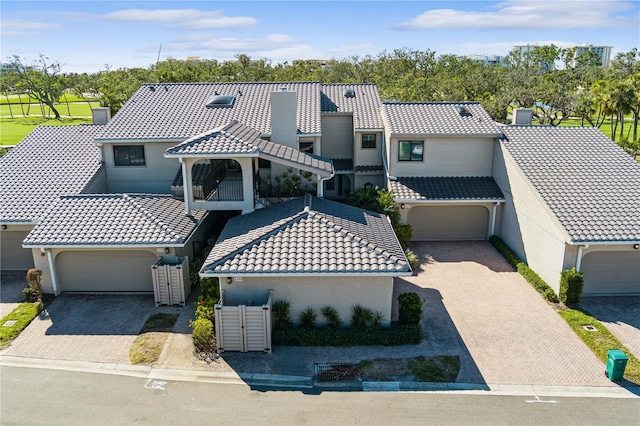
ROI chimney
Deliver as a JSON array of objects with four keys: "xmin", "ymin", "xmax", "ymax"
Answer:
[
  {"xmin": 270, "ymin": 89, "xmax": 297, "ymax": 149},
  {"xmin": 91, "ymin": 107, "xmax": 111, "ymax": 125},
  {"xmin": 512, "ymin": 108, "xmax": 533, "ymax": 125}
]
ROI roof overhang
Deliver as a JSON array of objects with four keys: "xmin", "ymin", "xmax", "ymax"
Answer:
[
  {"xmin": 395, "ymin": 198, "xmax": 504, "ymax": 204},
  {"xmin": 389, "ymin": 133, "xmax": 502, "ymax": 139},
  {"xmin": 95, "ymin": 138, "xmax": 186, "ymax": 145},
  {"xmin": 568, "ymin": 240, "xmax": 640, "ymax": 246},
  {"xmin": 200, "ymin": 270, "xmax": 412, "ymax": 278},
  {"xmin": 164, "ymin": 152, "xmax": 258, "ymax": 159},
  {"xmin": 22, "ymin": 243, "xmax": 186, "ymax": 250}
]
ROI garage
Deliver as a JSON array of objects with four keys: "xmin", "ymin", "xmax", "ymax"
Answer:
[
  {"xmin": 407, "ymin": 205, "xmax": 489, "ymax": 241},
  {"xmin": 56, "ymin": 250, "xmax": 158, "ymax": 292},
  {"xmin": 581, "ymin": 251, "xmax": 640, "ymax": 295},
  {"xmin": 0, "ymin": 229, "xmax": 34, "ymax": 270}
]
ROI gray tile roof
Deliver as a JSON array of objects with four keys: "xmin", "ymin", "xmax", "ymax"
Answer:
[
  {"xmin": 97, "ymin": 82, "xmax": 323, "ymax": 141},
  {"xmin": 355, "ymin": 165, "xmax": 384, "ymax": 173},
  {"xmin": 332, "ymin": 158, "xmax": 354, "ymax": 172},
  {"xmin": 166, "ymin": 121, "xmax": 333, "ymax": 177},
  {"xmin": 321, "ymin": 84, "xmax": 384, "ymax": 129},
  {"xmin": 501, "ymin": 126, "xmax": 640, "ymax": 242},
  {"xmin": 201, "ymin": 195, "xmax": 410, "ymax": 275},
  {"xmin": 382, "ymin": 102, "xmax": 502, "ymax": 136},
  {"xmin": 0, "ymin": 125, "xmax": 104, "ymax": 223},
  {"xmin": 23, "ymin": 194, "xmax": 205, "ymax": 247},
  {"xmin": 390, "ymin": 177, "xmax": 505, "ymax": 201}
]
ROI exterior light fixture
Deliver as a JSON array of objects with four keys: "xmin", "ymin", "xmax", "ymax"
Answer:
[
  {"xmin": 227, "ymin": 277, "xmax": 233, "ymax": 284},
  {"xmin": 164, "ymin": 248, "xmax": 170, "ymax": 254},
  {"xmin": 400, "ymin": 204, "xmax": 405, "ymax": 209},
  {"xmin": 1, "ymin": 225, "xmax": 7, "ymax": 230},
  {"xmin": 634, "ymin": 244, "xmax": 639, "ymax": 250}
]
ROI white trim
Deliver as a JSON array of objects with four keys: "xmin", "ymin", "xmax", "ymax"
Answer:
[
  {"xmin": 568, "ymin": 240, "xmax": 640, "ymax": 246},
  {"xmin": 200, "ymin": 271, "xmax": 412, "ymax": 278},
  {"xmin": 0, "ymin": 221, "xmax": 39, "ymax": 226},
  {"xmin": 395, "ymin": 198, "xmax": 505, "ymax": 204},
  {"xmin": 24, "ymin": 244, "xmax": 185, "ymax": 249},
  {"xmin": 180, "ymin": 158, "xmax": 191, "ymax": 215},
  {"xmin": 95, "ymin": 138, "xmax": 185, "ymax": 145},
  {"xmin": 165, "ymin": 152, "xmax": 258, "ymax": 159},
  {"xmin": 575, "ymin": 245, "xmax": 587, "ymax": 272},
  {"xmin": 45, "ymin": 248, "xmax": 59, "ymax": 296}
]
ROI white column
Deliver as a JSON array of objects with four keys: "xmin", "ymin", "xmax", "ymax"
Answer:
[
  {"xmin": 180, "ymin": 158, "xmax": 191, "ymax": 215},
  {"xmin": 46, "ymin": 249, "xmax": 59, "ymax": 296}
]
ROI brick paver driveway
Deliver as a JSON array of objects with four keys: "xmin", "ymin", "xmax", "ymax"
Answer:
[
  {"xmin": 3, "ymin": 294, "xmax": 182, "ymax": 364},
  {"xmin": 402, "ymin": 241, "xmax": 614, "ymax": 387}
]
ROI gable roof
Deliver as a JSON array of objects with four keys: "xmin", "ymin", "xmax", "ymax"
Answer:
[
  {"xmin": 96, "ymin": 82, "xmax": 323, "ymax": 141},
  {"xmin": 390, "ymin": 177, "xmax": 505, "ymax": 202},
  {"xmin": 321, "ymin": 84, "xmax": 384, "ymax": 129},
  {"xmin": 382, "ymin": 102, "xmax": 502, "ymax": 136},
  {"xmin": 165, "ymin": 121, "xmax": 334, "ymax": 177},
  {"xmin": 501, "ymin": 126, "xmax": 640, "ymax": 243},
  {"xmin": 201, "ymin": 195, "xmax": 410, "ymax": 276},
  {"xmin": 23, "ymin": 194, "xmax": 206, "ymax": 247},
  {"xmin": 0, "ymin": 125, "xmax": 104, "ymax": 224}
]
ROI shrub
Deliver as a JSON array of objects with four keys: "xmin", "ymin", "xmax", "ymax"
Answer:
[
  {"xmin": 190, "ymin": 318, "xmax": 214, "ymax": 351},
  {"xmin": 404, "ymin": 248, "xmax": 419, "ymax": 270},
  {"xmin": 398, "ymin": 292, "xmax": 423, "ymax": 325},
  {"xmin": 299, "ymin": 307, "xmax": 318, "ymax": 330},
  {"xmin": 273, "ymin": 323, "xmax": 423, "ymax": 346},
  {"xmin": 320, "ymin": 305, "xmax": 342, "ymax": 329},
  {"xmin": 24, "ymin": 269, "xmax": 42, "ymax": 302},
  {"xmin": 395, "ymin": 224, "xmax": 413, "ymax": 249},
  {"xmin": 351, "ymin": 304, "xmax": 374, "ymax": 328},
  {"xmin": 272, "ymin": 299, "xmax": 292, "ymax": 329},
  {"xmin": 197, "ymin": 277, "xmax": 219, "ymax": 308},
  {"xmin": 560, "ymin": 268, "xmax": 584, "ymax": 304},
  {"xmin": 371, "ymin": 311, "xmax": 385, "ymax": 328},
  {"xmin": 195, "ymin": 301, "xmax": 214, "ymax": 322},
  {"xmin": 489, "ymin": 236, "xmax": 521, "ymax": 268}
]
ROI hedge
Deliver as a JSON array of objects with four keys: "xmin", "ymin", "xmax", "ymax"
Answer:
[{"xmin": 273, "ymin": 323, "xmax": 423, "ymax": 346}]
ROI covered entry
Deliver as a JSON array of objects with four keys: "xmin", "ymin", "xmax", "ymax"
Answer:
[
  {"xmin": 0, "ymin": 228, "xmax": 34, "ymax": 270},
  {"xmin": 214, "ymin": 289, "xmax": 273, "ymax": 353},
  {"xmin": 407, "ymin": 205, "xmax": 489, "ymax": 241},
  {"xmin": 56, "ymin": 250, "xmax": 157, "ymax": 292},
  {"xmin": 581, "ymin": 251, "xmax": 640, "ymax": 295}
]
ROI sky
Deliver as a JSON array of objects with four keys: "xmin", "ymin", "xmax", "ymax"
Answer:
[{"xmin": 1, "ymin": 0, "xmax": 639, "ymax": 74}]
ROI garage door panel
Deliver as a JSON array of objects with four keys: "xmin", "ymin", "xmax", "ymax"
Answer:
[
  {"xmin": 1, "ymin": 230, "xmax": 34, "ymax": 270},
  {"xmin": 408, "ymin": 206, "xmax": 489, "ymax": 241},
  {"xmin": 57, "ymin": 251, "xmax": 157, "ymax": 292},
  {"xmin": 582, "ymin": 251, "xmax": 640, "ymax": 295}
]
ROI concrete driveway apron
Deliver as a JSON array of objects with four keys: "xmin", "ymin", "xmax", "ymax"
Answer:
[{"xmin": 405, "ymin": 241, "xmax": 614, "ymax": 387}]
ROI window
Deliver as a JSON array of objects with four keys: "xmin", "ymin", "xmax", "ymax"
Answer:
[
  {"xmin": 362, "ymin": 134, "xmax": 376, "ymax": 149},
  {"xmin": 325, "ymin": 178, "xmax": 335, "ymax": 191},
  {"xmin": 206, "ymin": 94, "xmax": 235, "ymax": 108},
  {"xmin": 114, "ymin": 145, "xmax": 145, "ymax": 166},
  {"xmin": 398, "ymin": 141, "xmax": 423, "ymax": 161},
  {"xmin": 299, "ymin": 141, "xmax": 314, "ymax": 154}
]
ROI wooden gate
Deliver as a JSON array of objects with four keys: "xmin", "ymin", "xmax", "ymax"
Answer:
[
  {"xmin": 214, "ymin": 290, "xmax": 273, "ymax": 353},
  {"xmin": 151, "ymin": 258, "xmax": 190, "ymax": 305}
]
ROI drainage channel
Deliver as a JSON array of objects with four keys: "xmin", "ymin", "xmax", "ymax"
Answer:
[{"xmin": 314, "ymin": 363, "xmax": 361, "ymax": 386}]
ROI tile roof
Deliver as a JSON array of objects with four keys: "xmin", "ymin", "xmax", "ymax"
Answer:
[
  {"xmin": 23, "ymin": 194, "xmax": 206, "ymax": 247},
  {"xmin": 0, "ymin": 125, "xmax": 104, "ymax": 223},
  {"xmin": 332, "ymin": 158, "xmax": 354, "ymax": 172},
  {"xmin": 166, "ymin": 121, "xmax": 333, "ymax": 177},
  {"xmin": 390, "ymin": 177, "xmax": 505, "ymax": 201},
  {"xmin": 321, "ymin": 84, "xmax": 384, "ymax": 129},
  {"xmin": 501, "ymin": 126, "xmax": 640, "ymax": 242},
  {"xmin": 382, "ymin": 102, "xmax": 502, "ymax": 136},
  {"xmin": 355, "ymin": 165, "xmax": 384, "ymax": 173},
  {"xmin": 96, "ymin": 82, "xmax": 323, "ymax": 141},
  {"xmin": 201, "ymin": 195, "xmax": 410, "ymax": 275}
]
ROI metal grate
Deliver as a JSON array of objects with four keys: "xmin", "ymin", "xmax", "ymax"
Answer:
[{"xmin": 315, "ymin": 363, "xmax": 360, "ymax": 383}]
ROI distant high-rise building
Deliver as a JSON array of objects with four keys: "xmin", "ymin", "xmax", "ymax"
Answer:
[
  {"xmin": 466, "ymin": 54, "xmax": 505, "ymax": 65},
  {"xmin": 512, "ymin": 43, "xmax": 613, "ymax": 68}
]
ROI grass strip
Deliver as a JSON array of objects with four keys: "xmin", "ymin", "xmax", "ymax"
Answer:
[
  {"xmin": 129, "ymin": 313, "xmax": 179, "ymax": 365},
  {"xmin": 558, "ymin": 308, "xmax": 640, "ymax": 385},
  {"xmin": 0, "ymin": 302, "xmax": 44, "ymax": 349}
]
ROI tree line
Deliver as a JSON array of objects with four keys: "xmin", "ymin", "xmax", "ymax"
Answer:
[{"xmin": 2, "ymin": 46, "xmax": 638, "ymax": 156}]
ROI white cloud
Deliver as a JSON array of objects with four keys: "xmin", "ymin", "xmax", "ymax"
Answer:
[
  {"xmin": 396, "ymin": 0, "xmax": 637, "ymax": 30},
  {"xmin": 0, "ymin": 19, "xmax": 62, "ymax": 37},
  {"xmin": 103, "ymin": 9, "xmax": 257, "ymax": 29}
]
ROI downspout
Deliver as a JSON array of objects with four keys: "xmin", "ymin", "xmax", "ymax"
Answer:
[
  {"xmin": 44, "ymin": 248, "xmax": 59, "ymax": 296},
  {"xmin": 490, "ymin": 201, "xmax": 502, "ymax": 236},
  {"xmin": 180, "ymin": 158, "xmax": 191, "ymax": 215},
  {"xmin": 317, "ymin": 171, "xmax": 335, "ymax": 199},
  {"xmin": 575, "ymin": 244, "xmax": 589, "ymax": 272}
]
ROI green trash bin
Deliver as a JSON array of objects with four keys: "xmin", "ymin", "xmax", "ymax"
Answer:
[{"xmin": 606, "ymin": 349, "xmax": 628, "ymax": 381}]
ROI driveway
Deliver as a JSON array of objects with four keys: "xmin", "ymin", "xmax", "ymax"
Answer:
[
  {"xmin": 1, "ymin": 271, "xmax": 26, "ymax": 319},
  {"xmin": 402, "ymin": 241, "xmax": 614, "ymax": 386},
  {"xmin": 2, "ymin": 294, "xmax": 183, "ymax": 364},
  {"xmin": 579, "ymin": 297, "xmax": 640, "ymax": 361}
]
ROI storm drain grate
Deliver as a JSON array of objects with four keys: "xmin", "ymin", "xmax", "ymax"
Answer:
[
  {"xmin": 582, "ymin": 325, "xmax": 597, "ymax": 331},
  {"xmin": 2, "ymin": 320, "xmax": 17, "ymax": 327},
  {"xmin": 315, "ymin": 363, "xmax": 360, "ymax": 382}
]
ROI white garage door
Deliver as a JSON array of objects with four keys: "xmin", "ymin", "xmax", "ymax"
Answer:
[
  {"xmin": 581, "ymin": 251, "xmax": 640, "ymax": 295},
  {"xmin": 0, "ymin": 230, "xmax": 34, "ymax": 270},
  {"xmin": 57, "ymin": 250, "xmax": 157, "ymax": 292},
  {"xmin": 407, "ymin": 205, "xmax": 489, "ymax": 241}
]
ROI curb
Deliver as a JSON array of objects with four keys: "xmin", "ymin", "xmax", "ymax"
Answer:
[{"xmin": 1, "ymin": 354, "xmax": 638, "ymax": 398}]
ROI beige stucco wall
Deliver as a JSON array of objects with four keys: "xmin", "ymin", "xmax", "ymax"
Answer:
[
  {"xmin": 387, "ymin": 136, "xmax": 495, "ymax": 178},
  {"xmin": 353, "ymin": 131, "xmax": 383, "ymax": 168},
  {"xmin": 493, "ymin": 142, "xmax": 568, "ymax": 292},
  {"xmin": 103, "ymin": 142, "xmax": 181, "ymax": 193},
  {"xmin": 320, "ymin": 114, "xmax": 354, "ymax": 159},
  {"xmin": 1, "ymin": 225, "xmax": 35, "ymax": 270},
  {"xmin": 220, "ymin": 275, "xmax": 394, "ymax": 326}
]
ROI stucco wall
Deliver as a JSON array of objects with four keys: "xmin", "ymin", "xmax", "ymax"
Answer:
[
  {"xmin": 387, "ymin": 136, "xmax": 494, "ymax": 177},
  {"xmin": 1, "ymin": 225, "xmax": 35, "ymax": 270},
  {"xmin": 320, "ymin": 114, "xmax": 354, "ymax": 159},
  {"xmin": 353, "ymin": 131, "xmax": 383, "ymax": 167},
  {"xmin": 220, "ymin": 275, "xmax": 394, "ymax": 326}
]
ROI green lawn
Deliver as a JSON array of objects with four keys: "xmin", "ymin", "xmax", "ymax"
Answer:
[
  {"xmin": 1, "ymin": 102, "xmax": 99, "ymax": 118},
  {"xmin": 0, "ymin": 93, "xmax": 98, "ymax": 105},
  {"xmin": 1, "ymin": 116, "xmax": 92, "ymax": 146}
]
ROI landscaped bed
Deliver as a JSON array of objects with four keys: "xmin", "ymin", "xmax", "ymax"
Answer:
[{"xmin": 129, "ymin": 313, "xmax": 179, "ymax": 365}]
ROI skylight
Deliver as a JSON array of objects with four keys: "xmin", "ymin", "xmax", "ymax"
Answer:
[
  {"xmin": 343, "ymin": 88, "xmax": 356, "ymax": 98},
  {"xmin": 456, "ymin": 105, "xmax": 472, "ymax": 116},
  {"xmin": 206, "ymin": 94, "xmax": 236, "ymax": 108}
]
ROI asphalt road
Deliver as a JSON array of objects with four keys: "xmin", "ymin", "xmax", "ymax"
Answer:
[{"xmin": 1, "ymin": 366, "xmax": 639, "ymax": 426}]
